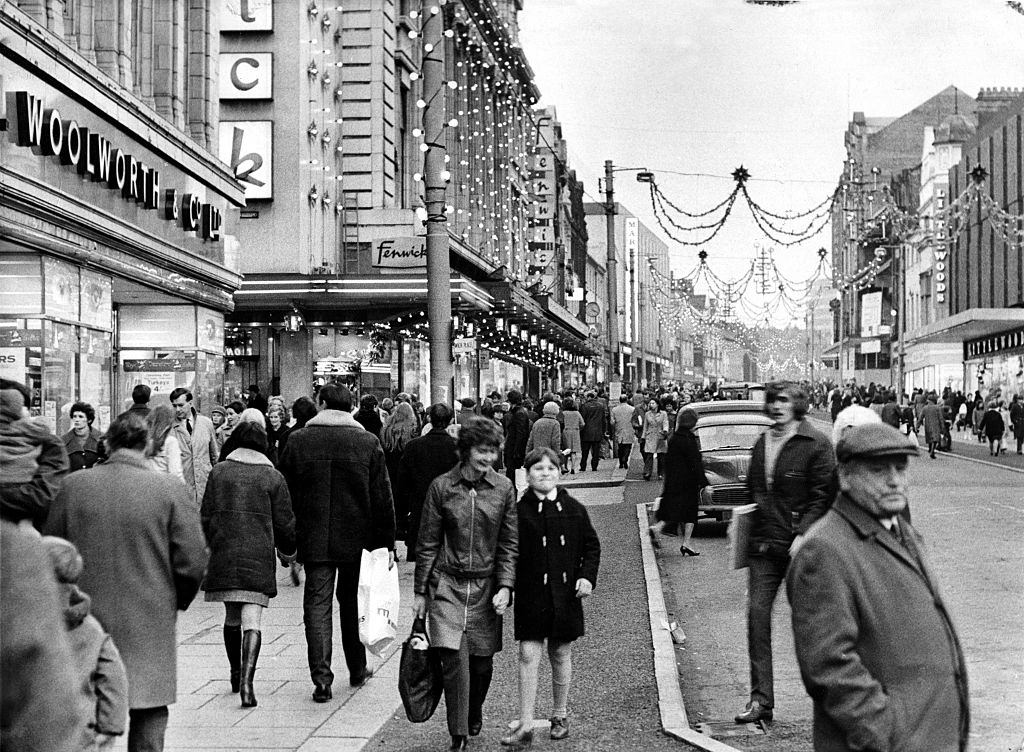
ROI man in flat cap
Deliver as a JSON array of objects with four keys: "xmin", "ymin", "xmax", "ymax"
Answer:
[{"xmin": 786, "ymin": 422, "xmax": 969, "ymax": 752}]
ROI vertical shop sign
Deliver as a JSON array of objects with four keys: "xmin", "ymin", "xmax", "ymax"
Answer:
[
  {"xmin": 220, "ymin": 0, "xmax": 273, "ymax": 31},
  {"xmin": 218, "ymin": 122, "xmax": 273, "ymax": 200},
  {"xmin": 218, "ymin": 54, "xmax": 273, "ymax": 99}
]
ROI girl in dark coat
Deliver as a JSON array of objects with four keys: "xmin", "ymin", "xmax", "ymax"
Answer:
[
  {"xmin": 651, "ymin": 408, "xmax": 709, "ymax": 556},
  {"xmin": 353, "ymin": 394, "xmax": 383, "ymax": 439},
  {"xmin": 502, "ymin": 447, "xmax": 600, "ymax": 746},
  {"xmin": 201, "ymin": 422, "xmax": 296, "ymax": 708}
]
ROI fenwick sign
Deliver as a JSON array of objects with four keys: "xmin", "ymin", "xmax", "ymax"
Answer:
[{"xmin": 4, "ymin": 91, "xmax": 223, "ymax": 241}]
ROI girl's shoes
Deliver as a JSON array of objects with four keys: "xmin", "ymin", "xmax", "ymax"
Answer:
[
  {"xmin": 680, "ymin": 546, "xmax": 700, "ymax": 556},
  {"xmin": 549, "ymin": 717, "xmax": 569, "ymax": 740},
  {"xmin": 500, "ymin": 721, "xmax": 534, "ymax": 747}
]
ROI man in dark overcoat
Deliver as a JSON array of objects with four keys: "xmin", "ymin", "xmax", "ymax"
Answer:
[
  {"xmin": 43, "ymin": 413, "xmax": 208, "ymax": 752},
  {"xmin": 736, "ymin": 382, "xmax": 835, "ymax": 725},
  {"xmin": 395, "ymin": 402, "xmax": 459, "ymax": 560},
  {"xmin": 502, "ymin": 389, "xmax": 531, "ymax": 487},
  {"xmin": 787, "ymin": 422, "xmax": 969, "ymax": 752},
  {"xmin": 578, "ymin": 390, "xmax": 608, "ymax": 472},
  {"xmin": 278, "ymin": 384, "xmax": 396, "ymax": 703}
]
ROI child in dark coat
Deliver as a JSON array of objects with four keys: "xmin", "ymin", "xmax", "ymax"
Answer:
[{"xmin": 41, "ymin": 536, "xmax": 128, "ymax": 750}]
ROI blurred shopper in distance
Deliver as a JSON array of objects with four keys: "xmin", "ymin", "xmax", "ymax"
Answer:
[
  {"xmin": 170, "ymin": 388, "xmax": 219, "ymax": 507},
  {"xmin": 395, "ymin": 402, "xmax": 459, "ymax": 561},
  {"xmin": 560, "ymin": 398, "xmax": 584, "ymax": 474},
  {"xmin": 579, "ymin": 390, "xmax": 608, "ymax": 473},
  {"xmin": 265, "ymin": 401, "xmax": 288, "ymax": 466},
  {"xmin": 44, "ymin": 413, "xmax": 208, "ymax": 752},
  {"xmin": 736, "ymin": 382, "xmax": 835, "ymax": 726},
  {"xmin": 62, "ymin": 401, "xmax": 106, "ymax": 471},
  {"xmin": 916, "ymin": 392, "xmax": 944, "ymax": 459},
  {"xmin": 40, "ymin": 535, "xmax": 128, "ymax": 750},
  {"xmin": 201, "ymin": 421, "xmax": 296, "ymax": 708},
  {"xmin": 413, "ymin": 416, "xmax": 517, "ymax": 751},
  {"xmin": 1, "ymin": 521, "xmax": 82, "ymax": 752},
  {"xmin": 788, "ymin": 423, "xmax": 968, "ymax": 752},
  {"xmin": 611, "ymin": 394, "xmax": 636, "ymax": 470},
  {"xmin": 209, "ymin": 405, "xmax": 227, "ymax": 451},
  {"xmin": 979, "ymin": 400, "xmax": 1006, "ymax": 456},
  {"xmin": 245, "ymin": 384, "xmax": 268, "ymax": 414},
  {"xmin": 218, "ymin": 400, "xmax": 245, "ymax": 448},
  {"xmin": 502, "ymin": 447, "xmax": 599, "ymax": 747},
  {"xmin": 383, "ymin": 401, "xmax": 420, "ymax": 539},
  {"xmin": 354, "ymin": 393, "xmax": 384, "ymax": 440},
  {"xmin": 117, "ymin": 384, "xmax": 152, "ymax": 422},
  {"xmin": 279, "ymin": 395, "xmax": 320, "ymax": 588},
  {"xmin": 218, "ymin": 408, "xmax": 266, "ymax": 463},
  {"xmin": 145, "ymin": 405, "xmax": 185, "ymax": 482},
  {"xmin": 278, "ymin": 384, "xmax": 396, "ymax": 703},
  {"xmin": 0, "ymin": 378, "xmax": 69, "ymax": 529},
  {"xmin": 640, "ymin": 398, "xmax": 669, "ymax": 481},
  {"xmin": 525, "ymin": 401, "xmax": 564, "ymax": 456},
  {"xmin": 502, "ymin": 390, "xmax": 531, "ymax": 489},
  {"xmin": 1010, "ymin": 394, "xmax": 1024, "ymax": 454}
]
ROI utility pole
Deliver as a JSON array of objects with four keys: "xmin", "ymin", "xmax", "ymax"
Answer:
[
  {"xmin": 422, "ymin": 4, "xmax": 452, "ymax": 405},
  {"xmin": 604, "ymin": 160, "xmax": 620, "ymax": 381}
]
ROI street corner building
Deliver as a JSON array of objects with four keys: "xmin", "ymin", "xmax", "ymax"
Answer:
[{"xmin": 0, "ymin": 1, "xmax": 246, "ymax": 434}]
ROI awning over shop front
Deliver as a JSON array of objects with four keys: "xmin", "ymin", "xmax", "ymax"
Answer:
[
  {"xmin": 904, "ymin": 308, "xmax": 1024, "ymax": 345},
  {"xmin": 481, "ymin": 281, "xmax": 600, "ymax": 358},
  {"xmin": 233, "ymin": 273, "xmax": 493, "ymax": 312}
]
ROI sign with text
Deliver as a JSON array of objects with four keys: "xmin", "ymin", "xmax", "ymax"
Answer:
[
  {"xmin": 0, "ymin": 347, "xmax": 25, "ymax": 382},
  {"xmin": 221, "ymin": 0, "xmax": 273, "ymax": 31},
  {"xmin": 530, "ymin": 200, "xmax": 555, "ymax": 220},
  {"xmin": 453, "ymin": 338, "xmax": 477, "ymax": 356},
  {"xmin": 218, "ymin": 53, "xmax": 273, "ymax": 99},
  {"xmin": 859, "ymin": 291, "xmax": 882, "ymax": 337},
  {"xmin": 372, "ymin": 237, "xmax": 427, "ymax": 268},
  {"xmin": 218, "ymin": 121, "xmax": 272, "ymax": 200},
  {"xmin": 532, "ymin": 152, "xmax": 555, "ymax": 172}
]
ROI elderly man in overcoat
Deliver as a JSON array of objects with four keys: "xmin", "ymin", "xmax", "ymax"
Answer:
[
  {"xmin": 44, "ymin": 413, "xmax": 208, "ymax": 752},
  {"xmin": 787, "ymin": 422, "xmax": 969, "ymax": 752}
]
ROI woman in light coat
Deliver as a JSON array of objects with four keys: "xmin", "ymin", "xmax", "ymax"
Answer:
[
  {"xmin": 641, "ymin": 398, "xmax": 669, "ymax": 481},
  {"xmin": 146, "ymin": 405, "xmax": 184, "ymax": 482},
  {"xmin": 526, "ymin": 401, "xmax": 564, "ymax": 456},
  {"xmin": 560, "ymin": 398, "xmax": 583, "ymax": 474},
  {"xmin": 413, "ymin": 417, "xmax": 518, "ymax": 751}
]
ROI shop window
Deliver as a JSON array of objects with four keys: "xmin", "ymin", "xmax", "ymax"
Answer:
[{"xmin": 0, "ymin": 252, "xmax": 43, "ymax": 315}]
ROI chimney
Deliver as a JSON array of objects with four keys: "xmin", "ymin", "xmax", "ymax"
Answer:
[{"xmin": 976, "ymin": 87, "xmax": 1024, "ymax": 128}]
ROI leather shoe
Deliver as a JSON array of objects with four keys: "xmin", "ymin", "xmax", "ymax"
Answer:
[
  {"xmin": 349, "ymin": 667, "xmax": 373, "ymax": 687},
  {"xmin": 549, "ymin": 716, "xmax": 569, "ymax": 740},
  {"xmin": 449, "ymin": 735, "xmax": 468, "ymax": 750},
  {"xmin": 312, "ymin": 683, "xmax": 332, "ymax": 703},
  {"xmin": 735, "ymin": 700, "xmax": 772, "ymax": 724},
  {"xmin": 468, "ymin": 720, "xmax": 482, "ymax": 736}
]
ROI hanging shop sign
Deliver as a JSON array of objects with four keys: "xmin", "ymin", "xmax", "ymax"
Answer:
[
  {"xmin": 218, "ymin": 54, "xmax": 273, "ymax": 99},
  {"xmin": 221, "ymin": 0, "xmax": 273, "ymax": 31},
  {"xmin": 5, "ymin": 91, "xmax": 223, "ymax": 241},
  {"xmin": 218, "ymin": 121, "xmax": 273, "ymax": 200},
  {"xmin": 371, "ymin": 237, "xmax": 427, "ymax": 268},
  {"xmin": 453, "ymin": 337, "xmax": 477, "ymax": 356}
]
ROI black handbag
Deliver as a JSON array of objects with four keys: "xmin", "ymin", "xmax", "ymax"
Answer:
[{"xmin": 398, "ymin": 617, "xmax": 443, "ymax": 723}]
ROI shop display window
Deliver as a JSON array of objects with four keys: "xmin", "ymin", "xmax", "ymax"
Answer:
[
  {"xmin": 43, "ymin": 321, "xmax": 78, "ymax": 436},
  {"xmin": 0, "ymin": 252, "xmax": 43, "ymax": 315},
  {"xmin": 0, "ymin": 319, "xmax": 43, "ymax": 410},
  {"xmin": 43, "ymin": 257, "xmax": 80, "ymax": 322}
]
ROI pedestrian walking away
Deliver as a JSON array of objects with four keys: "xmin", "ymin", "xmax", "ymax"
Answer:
[
  {"xmin": 201, "ymin": 421, "xmax": 297, "ymax": 708},
  {"xmin": 384, "ymin": 401, "xmax": 424, "ymax": 540},
  {"xmin": 278, "ymin": 384, "xmax": 396, "ymax": 703},
  {"xmin": 788, "ymin": 422, "xmax": 969, "ymax": 751},
  {"xmin": 413, "ymin": 416, "xmax": 518, "ymax": 751},
  {"xmin": 916, "ymin": 392, "xmax": 944, "ymax": 458},
  {"xmin": 503, "ymin": 390, "xmax": 531, "ymax": 489},
  {"xmin": 578, "ymin": 391, "xmax": 608, "ymax": 472},
  {"xmin": 611, "ymin": 394, "xmax": 636, "ymax": 469},
  {"xmin": 736, "ymin": 382, "xmax": 835, "ymax": 725},
  {"xmin": 501, "ymin": 447, "xmax": 600, "ymax": 747},
  {"xmin": 43, "ymin": 413, "xmax": 208, "ymax": 752},
  {"xmin": 394, "ymin": 402, "xmax": 460, "ymax": 561},
  {"xmin": 560, "ymin": 399, "xmax": 583, "ymax": 474}
]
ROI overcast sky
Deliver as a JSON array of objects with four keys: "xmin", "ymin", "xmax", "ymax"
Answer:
[{"xmin": 518, "ymin": 0, "xmax": 1024, "ymax": 325}]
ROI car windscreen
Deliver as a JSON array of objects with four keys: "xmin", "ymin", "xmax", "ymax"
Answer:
[{"xmin": 695, "ymin": 422, "xmax": 769, "ymax": 451}]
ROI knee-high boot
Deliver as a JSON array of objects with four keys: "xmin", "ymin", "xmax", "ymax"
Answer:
[
  {"xmin": 223, "ymin": 625, "xmax": 242, "ymax": 693},
  {"xmin": 240, "ymin": 630, "xmax": 262, "ymax": 708}
]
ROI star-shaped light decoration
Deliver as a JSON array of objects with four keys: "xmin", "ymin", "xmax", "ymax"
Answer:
[
  {"xmin": 732, "ymin": 165, "xmax": 751, "ymax": 185},
  {"xmin": 817, "ymin": 247, "xmax": 828, "ymax": 259},
  {"xmin": 698, "ymin": 250, "xmax": 709, "ymax": 262},
  {"xmin": 969, "ymin": 165, "xmax": 989, "ymax": 185}
]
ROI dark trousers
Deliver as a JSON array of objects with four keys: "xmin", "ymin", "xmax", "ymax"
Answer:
[
  {"xmin": 642, "ymin": 451, "xmax": 664, "ymax": 479},
  {"xmin": 303, "ymin": 562, "xmax": 366, "ymax": 687},
  {"xmin": 746, "ymin": 554, "xmax": 790, "ymax": 709},
  {"xmin": 617, "ymin": 442, "xmax": 632, "ymax": 468},
  {"xmin": 580, "ymin": 440, "xmax": 600, "ymax": 470},
  {"xmin": 437, "ymin": 634, "xmax": 494, "ymax": 738},
  {"xmin": 128, "ymin": 706, "xmax": 169, "ymax": 752}
]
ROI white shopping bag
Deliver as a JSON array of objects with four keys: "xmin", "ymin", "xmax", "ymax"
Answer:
[{"xmin": 357, "ymin": 547, "xmax": 400, "ymax": 656}]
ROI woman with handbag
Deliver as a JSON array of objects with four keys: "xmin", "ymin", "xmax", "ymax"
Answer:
[
  {"xmin": 501, "ymin": 448, "xmax": 600, "ymax": 747},
  {"xmin": 200, "ymin": 421, "xmax": 297, "ymax": 708},
  {"xmin": 649, "ymin": 408, "xmax": 708, "ymax": 555},
  {"xmin": 640, "ymin": 398, "xmax": 669, "ymax": 481},
  {"xmin": 412, "ymin": 417, "xmax": 518, "ymax": 751}
]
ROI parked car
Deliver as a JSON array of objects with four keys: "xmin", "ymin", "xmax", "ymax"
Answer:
[
  {"xmin": 715, "ymin": 382, "xmax": 765, "ymax": 402},
  {"xmin": 687, "ymin": 400, "xmax": 773, "ymax": 522}
]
